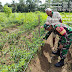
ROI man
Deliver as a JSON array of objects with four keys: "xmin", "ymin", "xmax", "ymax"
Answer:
[
  {"xmin": 45, "ymin": 8, "xmax": 62, "ymax": 48},
  {"xmin": 45, "ymin": 8, "xmax": 62, "ymax": 23},
  {"xmin": 41, "ymin": 22, "xmax": 72, "ymax": 67}
]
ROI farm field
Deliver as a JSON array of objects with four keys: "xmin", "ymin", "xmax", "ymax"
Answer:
[{"xmin": 0, "ymin": 12, "xmax": 72, "ymax": 72}]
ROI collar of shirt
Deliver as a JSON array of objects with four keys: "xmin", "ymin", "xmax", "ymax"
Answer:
[{"xmin": 49, "ymin": 11, "xmax": 53, "ymax": 18}]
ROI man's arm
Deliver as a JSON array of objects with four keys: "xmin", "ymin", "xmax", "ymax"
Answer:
[
  {"xmin": 59, "ymin": 19, "xmax": 62, "ymax": 23},
  {"xmin": 43, "ymin": 30, "xmax": 52, "ymax": 40}
]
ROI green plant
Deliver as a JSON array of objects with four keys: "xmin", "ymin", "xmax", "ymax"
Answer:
[{"xmin": 3, "ymin": 5, "xmax": 12, "ymax": 17}]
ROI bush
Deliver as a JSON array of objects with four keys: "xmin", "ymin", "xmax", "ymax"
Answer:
[{"xmin": 3, "ymin": 5, "xmax": 12, "ymax": 17}]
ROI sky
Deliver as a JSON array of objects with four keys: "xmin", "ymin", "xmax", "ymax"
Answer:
[{"xmin": 0, "ymin": 0, "xmax": 45, "ymax": 6}]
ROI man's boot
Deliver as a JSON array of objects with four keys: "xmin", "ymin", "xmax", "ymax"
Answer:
[
  {"xmin": 52, "ymin": 49, "xmax": 60, "ymax": 56},
  {"xmin": 55, "ymin": 59, "xmax": 64, "ymax": 67}
]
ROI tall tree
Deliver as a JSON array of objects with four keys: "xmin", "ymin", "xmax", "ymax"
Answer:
[
  {"xmin": 19, "ymin": 0, "xmax": 25, "ymax": 4},
  {"xmin": 26, "ymin": 0, "xmax": 42, "ymax": 11},
  {"xmin": 11, "ymin": 0, "xmax": 17, "ymax": 12},
  {"xmin": 16, "ymin": 0, "xmax": 26, "ymax": 12},
  {"xmin": 45, "ymin": 0, "xmax": 51, "ymax": 7},
  {"xmin": 0, "ymin": 2, "xmax": 3, "ymax": 12}
]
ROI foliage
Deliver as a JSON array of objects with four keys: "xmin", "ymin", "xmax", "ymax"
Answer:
[
  {"xmin": 3, "ymin": 5, "xmax": 12, "ymax": 17},
  {"xmin": 0, "ymin": 2, "xmax": 3, "ymax": 12},
  {"xmin": 1, "ymin": 0, "xmax": 72, "ymax": 12}
]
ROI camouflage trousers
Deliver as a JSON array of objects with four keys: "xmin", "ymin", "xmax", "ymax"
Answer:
[{"xmin": 58, "ymin": 34, "xmax": 72, "ymax": 59}]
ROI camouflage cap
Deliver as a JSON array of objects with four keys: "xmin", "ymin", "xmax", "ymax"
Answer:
[{"xmin": 44, "ymin": 24, "xmax": 50, "ymax": 30}]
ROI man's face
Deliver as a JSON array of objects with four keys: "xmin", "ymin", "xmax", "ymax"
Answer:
[
  {"xmin": 46, "ymin": 10, "xmax": 51, "ymax": 16},
  {"xmin": 47, "ymin": 25, "xmax": 52, "ymax": 31}
]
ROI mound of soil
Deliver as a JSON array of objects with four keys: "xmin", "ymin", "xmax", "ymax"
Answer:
[{"xmin": 26, "ymin": 34, "xmax": 72, "ymax": 72}]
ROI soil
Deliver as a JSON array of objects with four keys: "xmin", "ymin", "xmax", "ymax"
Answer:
[{"xmin": 26, "ymin": 34, "xmax": 72, "ymax": 72}]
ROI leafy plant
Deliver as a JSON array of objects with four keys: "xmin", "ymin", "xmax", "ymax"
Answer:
[{"xmin": 3, "ymin": 5, "xmax": 12, "ymax": 17}]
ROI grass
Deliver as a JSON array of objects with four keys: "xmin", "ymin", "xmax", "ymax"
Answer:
[{"xmin": 0, "ymin": 11, "xmax": 72, "ymax": 72}]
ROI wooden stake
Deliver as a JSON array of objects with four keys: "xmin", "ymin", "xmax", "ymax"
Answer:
[{"xmin": 38, "ymin": 15, "xmax": 40, "ymax": 37}]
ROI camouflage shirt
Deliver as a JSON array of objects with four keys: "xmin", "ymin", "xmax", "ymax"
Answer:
[{"xmin": 44, "ymin": 23, "xmax": 72, "ymax": 45}]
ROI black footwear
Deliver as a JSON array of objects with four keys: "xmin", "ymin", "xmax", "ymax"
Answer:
[
  {"xmin": 55, "ymin": 59, "xmax": 64, "ymax": 67},
  {"xmin": 52, "ymin": 49, "xmax": 60, "ymax": 56}
]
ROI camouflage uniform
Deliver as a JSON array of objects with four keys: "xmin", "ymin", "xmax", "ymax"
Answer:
[{"xmin": 44, "ymin": 23, "xmax": 72, "ymax": 59}]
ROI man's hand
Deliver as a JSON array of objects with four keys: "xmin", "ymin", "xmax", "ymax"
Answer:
[
  {"xmin": 41, "ymin": 26, "xmax": 44, "ymax": 29},
  {"xmin": 59, "ymin": 19, "xmax": 62, "ymax": 23},
  {"xmin": 59, "ymin": 44, "xmax": 63, "ymax": 49},
  {"xmin": 43, "ymin": 37, "xmax": 46, "ymax": 40},
  {"xmin": 45, "ymin": 22, "xmax": 50, "ymax": 25},
  {"xmin": 43, "ymin": 37, "xmax": 47, "ymax": 43}
]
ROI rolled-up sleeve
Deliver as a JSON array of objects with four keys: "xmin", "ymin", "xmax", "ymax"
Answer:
[{"xmin": 44, "ymin": 30, "xmax": 53, "ymax": 40}]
